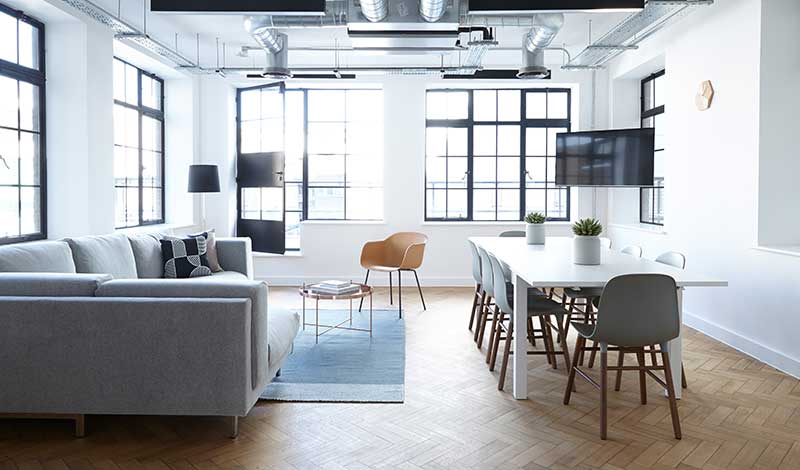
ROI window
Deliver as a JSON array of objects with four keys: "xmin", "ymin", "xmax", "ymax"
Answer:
[
  {"xmin": 425, "ymin": 88, "xmax": 571, "ymax": 221},
  {"xmin": 113, "ymin": 58, "xmax": 164, "ymax": 228},
  {"xmin": 237, "ymin": 86, "xmax": 384, "ymax": 251},
  {"xmin": 0, "ymin": 4, "xmax": 45, "ymax": 245},
  {"xmin": 640, "ymin": 70, "xmax": 665, "ymax": 225}
]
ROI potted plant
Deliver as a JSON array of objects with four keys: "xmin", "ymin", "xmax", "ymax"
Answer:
[
  {"xmin": 572, "ymin": 218, "xmax": 603, "ymax": 265},
  {"xmin": 524, "ymin": 212, "xmax": 546, "ymax": 245}
]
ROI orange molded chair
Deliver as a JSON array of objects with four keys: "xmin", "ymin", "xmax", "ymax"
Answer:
[{"xmin": 358, "ymin": 232, "xmax": 428, "ymax": 318}]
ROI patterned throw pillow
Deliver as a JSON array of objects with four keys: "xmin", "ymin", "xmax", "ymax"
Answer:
[
  {"xmin": 189, "ymin": 230, "xmax": 223, "ymax": 272},
  {"xmin": 160, "ymin": 236, "xmax": 213, "ymax": 279}
]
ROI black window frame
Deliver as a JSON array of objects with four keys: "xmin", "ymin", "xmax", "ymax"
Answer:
[
  {"xmin": 112, "ymin": 57, "xmax": 166, "ymax": 229},
  {"xmin": 0, "ymin": 2, "xmax": 46, "ymax": 246},
  {"xmin": 640, "ymin": 69, "xmax": 665, "ymax": 226},
  {"xmin": 424, "ymin": 88, "xmax": 572, "ymax": 222}
]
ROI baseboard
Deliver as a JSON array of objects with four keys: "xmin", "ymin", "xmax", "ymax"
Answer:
[
  {"xmin": 683, "ymin": 310, "xmax": 800, "ymax": 379},
  {"xmin": 255, "ymin": 275, "xmax": 475, "ymax": 288}
]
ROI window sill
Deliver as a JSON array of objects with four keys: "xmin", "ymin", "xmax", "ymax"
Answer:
[
  {"xmin": 115, "ymin": 223, "xmax": 198, "ymax": 235},
  {"xmin": 254, "ymin": 251, "xmax": 304, "ymax": 258},
  {"xmin": 300, "ymin": 220, "xmax": 386, "ymax": 226},
  {"xmin": 752, "ymin": 245, "xmax": 800, "ymax": 258},
  {"xmin": 421, "ymin": 221, "xmax": 572, "ymax": 226},
  {"xmin": 608, "ymin": 223, "xmax": 668, "ymax": 235}
]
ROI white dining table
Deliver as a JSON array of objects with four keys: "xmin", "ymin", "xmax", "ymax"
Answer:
[{"xmin": 469, "ymin": 236, "xmax": 728, "ymax": 400}]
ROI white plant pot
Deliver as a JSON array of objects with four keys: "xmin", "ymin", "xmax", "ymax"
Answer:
[
  {"xmin": 526, "ymin": 223, "xmax": 545, "ymax": 245},
  {"xmin": 573, "ymin": 236, "xmax": 601, "ymax": 265}
]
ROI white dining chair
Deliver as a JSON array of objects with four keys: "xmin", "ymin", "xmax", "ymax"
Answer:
[{"xmin": 620, "ymin": 245, "xmax": 643, "ymax": 257}]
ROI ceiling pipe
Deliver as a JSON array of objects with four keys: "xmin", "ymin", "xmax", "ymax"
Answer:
[
  {"xmin": 518, "ymin": 13, "xmax": 564, "ymax": 79},
  {"xmin": 243, "ymin": 16, "xmax": 291, "ymax": 80},
  {"xmin": 420, "ymin": 0, "xmax": 447, "ymax": 22},
  {"xmin": 359, "ymin": 0, "xmax": 388, "ymax": 22}
]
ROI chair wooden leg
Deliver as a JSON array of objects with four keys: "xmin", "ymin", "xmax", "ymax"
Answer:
[
  {"xmin": 476, "ymin": 295, "xmax": 491, "ymax": 348},
  {"xmin": 498, "ymin": 323, "xmax": 514, "ymax": 391},
  {"xmin": 587, "ymin": 303, "xmax": 598, "ymax": 369},
  {"xmin": 681, "ymin": 363, "xmax": 688, "ymax": 389},
  {"xmin": 564, "ymin": 336, "xmax": 585, "ymax": 404},
  {"xmin": 468, "ymin": 284, "xmax": 480, "ymax": 331},
  {"xmin": 557, "ymin": 316, "xmax": 572, "ymax": 373},
  {"xmin": 543, "ymin": 316, "xmax": 558, "ymax": 369},
  {"xmin": 636, "ymin": 350, "xmax": 647, "ymax": 405},
  {"xmin": 527, "ymin": 317, "xmax": 537, "ymax": 346},
  {"xmin": 650, "ymin": 344, "xmax": 658, "ymax": 367},
  {"xmin": 412, "ymin": 269, "xmax": 426, "ymax": 311},
  {"xmin": 358, "ymin": 269, "xmax": 370, "ymax": 312},
  {"xmin": 600, "ymin": 344, "xmax": 608, "ymax": 440},
  {"xmin": 74, "ymin": 414, "xmax": 85, "ymax": 438},
  {"xmin": 614, "ymin": 350, "xmax": 625, "ymax": 391},
  {"xmin": 486, "ymin": 306, "xmax": 500, "ymax": 363},
  {"xmin": 489, "ymin": 311, "xmax": 504, "ymax": 371},
  {"xmin": 474, "ymin": 292, "xmax": 487, "ymax": 343},
  {"xmin": 227, "ymin": 416, "xmax": 239, "ymax": 439},
  {"xmin": 661, "ymin": 349, "xmax": 682, "ymax": 439}
]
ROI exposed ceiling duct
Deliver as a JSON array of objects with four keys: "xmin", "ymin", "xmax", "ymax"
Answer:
[
  {"xmin": 358, "ymin": 0, "xmax": 388, "ymax": 22},
  {"xmin": 518, "ymin": 13, "xmax": 564, "ymax": 79},
  {"xmin": 419, "ymin": 0, "xmax": 447, "ymax": 22},
  {"xmin": 243, "ymin": 16, "xmax": 292, "ymax": 80}
]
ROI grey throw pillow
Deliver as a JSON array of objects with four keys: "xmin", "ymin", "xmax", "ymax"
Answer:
[
  {"xmin": 64, "ymin": 233, "xmax": 138, "ymax": 279},
  {"xmin": 128, "ymin": 233, "xmax": 165, "ymax": 278}
]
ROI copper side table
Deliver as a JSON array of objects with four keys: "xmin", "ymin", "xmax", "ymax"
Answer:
[{"xmin": 299, "ymin": 283, "xmax": 373, "ymax": 343}]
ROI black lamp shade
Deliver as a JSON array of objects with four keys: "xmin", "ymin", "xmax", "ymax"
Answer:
[{"xmin": 188, "ymin": 165, "xmax": 220, "ymax": 193}]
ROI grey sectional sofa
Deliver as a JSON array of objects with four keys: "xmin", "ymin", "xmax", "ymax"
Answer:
[{"xmin": 0, "ymin": 232, "xmax": 299, "ymax": 437}]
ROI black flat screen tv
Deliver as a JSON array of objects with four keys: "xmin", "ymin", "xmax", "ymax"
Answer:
[{"xmin": 555, "ymin": 128, "xmax": 655, "ymax": 187}]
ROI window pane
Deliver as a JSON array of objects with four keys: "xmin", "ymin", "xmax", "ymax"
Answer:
[
  {"xmin": 241, "ymin": 188, "xmax": 261, "ymax": 219},
  {"xmin": 0, "ymin": 13, "xmax": 16, "ymax": 64},
  {"xmin": 141, "ymin": 75, "xmax": 161, "ymax": 110},
  {"xmin": 308, "ymin": 90, "xmax": 344, "ymax": 121},
  {"xmin": 113, "ymin": 59, "xmax": 126, "ymax": 102},
  {"xmin": 497, "ymin": 125, "xmax": 520, "ymax": 156},
  {"xmin": 240, "ymin": 120, "xmax": 259, "ymax": 154},
  {"xmin": 426, "ymin": 127, "xmax": 447, "ymax": 158},
  {"xmin": 285, "ymin": 156, "xmax": 303, "ymax": 182},
  {"xmin": 0, "ymin": 75, "xmax": 18, "ymax": 128},
  {"xmin": 125, "ymin": 187, "xmax": 140, "ymax": 227},
  {"xmin": 308, "ymin": 123, "xmax": 344, "ymax": 154},
  {"xmin": 19, "ymin": 132, "xmax": 39, "ymax": 186},
  {"xmin": 547, "ymin": 92, "xmax": 568, "ymax": 119},
  {"xmin": 114, "ymin": 188, "xmax": 127, "ymax": 228},
  {"xmin": 426, "ymin": 189, "xmax": 446, "ymax": 218},
  {"xmin": 260, "ymin": 117, "xmax": 284, "ymax": 153},
  {"xmin": 643, "ymin": 79, "xmax": 654, "ymax": 110},
  {"xmin": 497, "ymin": 189, "xmax": 519, "ymax": 220},
  {"xmin": 18, "ymin": 21, "xmax": 38, "ymax": 70},
  {"xmin": 447, "ymin": 92, "xmax": 468, "ymax": 119},
  {"xmin": 347, "ymin": 188, "xmax": 382, "ymax": 220},
  {"xmin": 0, "ymin": 128, "xmax": 19, "ymax": 185},
  {"xmin": 0, "ymin": 187, "xmax": 20, "ymax": 238},
  {"xmin": 473, "ymin": 125, "xmax": 496, "ymax": 156},
  {"xmin": 473, "ymin": 90, "xmax": 496, "ymax": 121},
  {"xmin": 497, "ymin": 90, "xmax": 520, "ymax": 121},
  {"xmin": 261, "ymin": 187, "xmax": 283, "ymax": 221},
  {"xmin": 347, "ymin": 155, "xmax": 382, "ymax": 187},
  {"xmin": 286, "ymin": 183, "xmax": 303, "ymax": 211},
  {"xmin": 526, "ymin": 157, "xmax": 546, "ymax": 186},
  {"xmin": 124, "ymin": 148, "xmax": 139, "ymax": 186},
  {"xmin": 447, "ymin": 127, "xmax": 468, "ymax": 156},
  {"xmin": 240, "ymin": 89, "xmax": 261, "ymax": 121},
  {"xmin": 446, "ymin": 156, "xmax": 467, "ymax": 189},
  {"xmin": 125, "ymin": 64, "xmax": 138, "ymax": 105},
  {"xmin": 497, "ymin": 157, "xmax": 520, "ymax": 188},
  {"xmin": 347, "ymin": 90, "xmax": 382, "ymax": 122},
  {"xmin": 21, "ymin": 188, "xmax": 40, "ymax": 234},
  {"xmin": 18, "ymin": 82, "xmax": 39, "ymax": 132},
  {"xmin": 526, "ymin": 128, "xmax": 546, "ymax": 156},
  {"xmin": 261, "ymin": 88, "xmax": 284, "ymax": 119},
  {"xmin": 142, "ymin": 151, "xmax": 162, "ymax": 187},
  {"xmin": 547, "ymin": 189, "xmax": 568, "ymax": 219},
  {"xmin": 426, "ymin": 92, "xmax": 447, "ymax": 120},
  {"xmin": 142, "ymin": 187, "xmax": 162, "ymax": 222},
  {"xmin": 142, "ymin": 116, "xmax": 161, "ymax": 151},
  {"xmin": 526, "ymin": 189, "xmax": 546, "ymax": 215},
  {"xmin": 286, "ymin": 211, "xmax": 301, "ymax": 250},
  {"xmin": 473, "ymin": 189, "xmax": 495, "ymax": 221},
  {"xmin": 526, "ymin": 92, "xmax": 546, "ymax": 119},
  {"xmin": 473, "ymin": 157, "xmax": 495, "ymax": 189},
  {"xmin": 653, "ymin": 113, "xmax": 665, "ymax": 151},
  {"xmin": 446, "ymin": 189, "xmax": 467, "ymax": 218},
  {"xmin": 547, "ymin": 128, "xmax": 566, "ymax": 156},
  {"xmin": 654, "ymin": 74, "xmax": 665, "ymax": 108},
  {"xmin": 308, "ymin": 187, "xmax": 344, "ymax": 219},
  {"xmin": 640, "ymin": 188, "xmax": 654, "ymax": 223},
  {"xmin": 654, "ymin": 149, "xmax": 665, "ymax": 179},
  {"xmin": 426, "ymin": 156, "xmax": 446, "ymax": 189},
  {"xmin": 308, "ymin": 154, "xmax": 344, "ymax": 184},
  {"xmin": 346, "ymin": 122, "xmax": 382, "ymax": 155}
]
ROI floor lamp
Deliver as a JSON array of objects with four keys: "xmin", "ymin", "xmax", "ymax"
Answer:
[{"xmin": 188, "ymin": 164, "xmax": 220, "ymax": 230}]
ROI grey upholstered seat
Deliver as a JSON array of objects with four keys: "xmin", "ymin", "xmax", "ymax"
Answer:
[
  {"xmin": 563, "ymin": 286, "xmax": 604, "ymax": 299},
  {"xmin": 499, "ymin": 230, "xmax": 525, "ymax": 237}
]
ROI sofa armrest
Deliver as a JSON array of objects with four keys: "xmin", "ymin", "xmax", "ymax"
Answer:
[
  {"xmin": 216, "ymin": 237, "xmax": 254, "ymax": 279},
  {"xmin": 0, "ymin": 296, "xmax": 253, "ymax": 416},
  {"xmin": 95, "ymin": 279, "xmax": 269, "ymax": 394},
  {"xmin": 0, "ymin": 273, "xmax": 112, "ymax": 297}
]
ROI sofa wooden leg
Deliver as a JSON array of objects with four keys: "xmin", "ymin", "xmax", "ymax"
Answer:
[
  {"xmin": 227, "ymin": 416, "xmax": 239, "ymax": 439},
  {"xmin": 74, "ymin": 414, "xmax": 85, "ymax": 438}
]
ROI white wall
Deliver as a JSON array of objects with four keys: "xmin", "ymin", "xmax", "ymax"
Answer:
[
  {"xmin": 200, "ymin": 67, "xmax": 609, "ymax": 286},
  {"xmin": 604, "ymin": 0, "xmax": 800, "ymax": 377}
]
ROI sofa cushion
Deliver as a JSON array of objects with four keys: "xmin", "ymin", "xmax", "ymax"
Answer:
[
  {"xmin": 0, "ymin": 240, "xmax": 76, "ymax": 273},
  {"xmin": 161, "ymin": 236, "xmax": 213, "ymax": 279},
  {"xmin": 128, "ymin": 233, "xmax": 165, "ymax": 279},
  {"xmin": 0, "ymin": 273, "xmax": 111, "ymax": 296},
  {"xmin": 190, "ymin": 230, "xmax": 223, "ymax": 272},
  {"xmin": 268, "ymin": 310, "xmax": 300, "ymax": 370},
  {"xmin": 209, "ymin": 271, "xmax": 248, "ymax": 281},
  {"xmin": 64, "ymin": 233, "xmax": 138, "ymax": 279}
]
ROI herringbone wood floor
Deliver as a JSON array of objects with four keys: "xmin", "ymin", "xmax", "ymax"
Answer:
[{"xmin": 2, "ymin": 287, "xmax": 800, "ymax": 469}]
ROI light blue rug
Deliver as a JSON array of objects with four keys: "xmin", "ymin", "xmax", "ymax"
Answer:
[{"xmin": 260, "ymin": 309, "xmax": 405, "ymax": 403}]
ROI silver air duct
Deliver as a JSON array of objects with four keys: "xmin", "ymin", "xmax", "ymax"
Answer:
[
  {"xmin": 419, "ymin": 0, "xmax": 447, "ymax": 22},
  {"xmin": 244, "ymin": 16, "xmax": 291, "ymax": 80},
  {"xmin": 359, "ymin": 0, "xmax": 388, "ymax": 22},
  {"xmin": 518, "ymin": 13, "xmax": 563, "ymax": 79}
]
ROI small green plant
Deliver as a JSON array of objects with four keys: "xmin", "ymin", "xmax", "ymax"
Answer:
[
  {"xmin": 572, "ymin": 218, "xmax": 603, "ymax": 236},
  {"xmin": 525, "ymin": 212, "xmax": 546, "ymax": 224}
]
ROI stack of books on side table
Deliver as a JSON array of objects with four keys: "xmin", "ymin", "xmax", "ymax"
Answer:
[{"xmin": 308, "ymin": 280, "xmax": 361, "ymax": 296}]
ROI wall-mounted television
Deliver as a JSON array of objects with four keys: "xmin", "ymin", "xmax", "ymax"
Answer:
[{"xmin": 555, "ymin": 128, "xmax": 655, "ymax": 187}]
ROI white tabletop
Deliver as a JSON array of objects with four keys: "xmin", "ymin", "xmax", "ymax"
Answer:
[{"xmin": 469, "ymin": 236, "xmax": 728, "ymax": 289}]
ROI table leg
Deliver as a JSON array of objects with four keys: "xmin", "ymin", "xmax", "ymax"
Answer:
[
  {"xmin": 512, "ymin": 274, "xmax": 530, "ymax": 400},
  {"xmin": 666, "ymin": 287, "xmax": 684, "ymax": 399}
]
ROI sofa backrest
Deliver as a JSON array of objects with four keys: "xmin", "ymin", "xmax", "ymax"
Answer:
[
  {"xmin": 64, "ymin": 233, "xmax": 138, "ymax": 279},
  {"xmin": 127, "ymin": 232, "xmax": 166, "ymax": 279},
  {"xmin": 0, "ymin": 240, "xmax": 77, "ymax": 273},
  {"xmin": 0, "ymin": 273, "xmax": 112, "ymax": 296}
]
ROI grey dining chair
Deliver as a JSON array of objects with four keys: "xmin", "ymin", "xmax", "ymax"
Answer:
[
  {"xmin": 487, "ymin": 253, "xmax": 571, "ymax": 390},
  {"xmin": 499, "ymin": 230, "xmax": 525, "ymax": 237},
  {"xmin": 467, "ymin": 240, "xmax": 484, "ymax": 333},
  {"xmin": 621, "ymin": 245, "xmax": 643, "ymax": 257},
  {"xmin": 563, "ymin": 274, "xmax": 682, "ymax": 440},
  {"xmin": 474, "ymin": 246, "xmax": 497, "ymax": 349}
]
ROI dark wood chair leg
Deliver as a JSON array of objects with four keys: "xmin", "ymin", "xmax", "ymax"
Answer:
[
  {"xmin": 600, "ymin": 344, "xmax": 608, "ymax": 440},
  {"xmin": 489, "ymin": 311, "xmax": 505, "ymax": 371},
  {"xmin": 498, "ymin": 323, "xmax": 514, "ymax": 391},
  {"xmin": 543, "ymin": 316, "xmax": 558, "ymax": 369},
  {"xmin": 476, "ymin": 295, "xmax": 491, "ymax": 348},
  {"xmin": 557, "ymin": 316, "xmax": 572, "ymax": 373},
  {"xmin": 412, "ymin": 269, "xmax": 426, "ymax": 310},
  {"xmin": 486, "ymin": 306, "xmax": 500, "ymax": 363},
  {"xmin": 358, "ymin": 269, "xmax": 370, "ymax": 312},
  {"xmin": 681, "ymin": 363, "xmax": 688, "ymax": 389},
  {"xmin": 661, "ymin": 349, "xmax": 682, "ymax": 439},
  {"xmin": 564, "ymin": 336, "xmax": 585, "ymax": 404},
  {"xmin": 636, "ymin": 350, "xmax": 647, "ymax": 405},
  {"xmin": 474, "ymin": 292, "xmax": 487, "ymax": 343},
  {"xmin": 587, "ymin": 303, "xmax": 598, "ymax": 368},
  {"xmin": 74, "ymin": 414, "xmax": 85, "ymax": 438},
  {"xmin": 468, "ymin": 284, "xmax": 480, "ymax": 331},
  {"xmin": 614, "ymin": 350, "xmax": 625, "ymax": 391}
]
